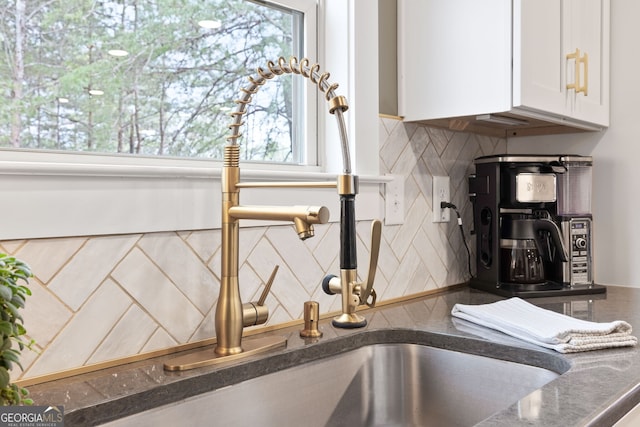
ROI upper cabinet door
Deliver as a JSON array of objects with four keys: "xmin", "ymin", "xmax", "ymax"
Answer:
[
  {"xmin": 397, "ymin": 0, "xmax": 512, "ymax": 122},
  {"xmin": 565, "ymin": 0, "xmax": 609, "ymax": 125},
  {"xmin": 515, "ymin": 0, "xmax": 564, "ymax": 116},
  {"xmin": 398, "ymin": 0, "xmax": 610, "ymax": 136},
  {"xmin": 516, "ymin": 0, "xmax": 609, "ymax": 127}
]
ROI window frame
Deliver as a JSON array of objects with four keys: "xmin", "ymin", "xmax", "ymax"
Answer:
[{"xmin": 0, "ymin": 0, "xmax": 383, "ymax": 241}]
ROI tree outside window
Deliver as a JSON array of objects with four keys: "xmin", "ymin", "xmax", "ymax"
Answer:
[{"xmin": 0, "ymin": 0, "xmax": 305, "ymax": 163}]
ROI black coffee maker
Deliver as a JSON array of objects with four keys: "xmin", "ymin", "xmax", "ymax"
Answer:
[{"xmin": 468, "ymin": 155, "xmax": 606, "ymax": 297}]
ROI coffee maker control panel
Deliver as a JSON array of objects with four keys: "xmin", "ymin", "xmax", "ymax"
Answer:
[{"xmin": 563, "ymin": 218, "xmax": 593, "ymax": 285}]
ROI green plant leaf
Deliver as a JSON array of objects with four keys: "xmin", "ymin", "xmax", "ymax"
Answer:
[
  {"xmin": 0, "ymin": 280, "xmax": 13, "ymax": 298},
  {"xmin": 11, "ymin": 294, "xmax": 25, "ymax": 309},
  {"xmin": 0, "ymin": 321, "xmax": 12, "ymax": 337},
  {"xmin": 15, "ymin": 323, "xmax": 26, "ymax": 336},
  {"xmin": 15, "ymin": 263, "xmax": 32, "ymax": 275},
  {"xmin": 0, "ymin": 255, "xmax": 34, "ymax": 404},
  {"xmin": 19, "ymin": 385, "xmax": 33, "ymax": 406},
  {"xmin": 0, "ymin": 367, "xmax": 9, "ymax": 390},
  {"xmin": 1, "ymin": 359, "xmax": 13, "ymax": 371},
  {"xmin": 2, "ymin": 350, "xmax": 23, "ymax": 371},
  {"xmin": 9, "ymin": 384, "xmax": 19, "ymax": 404},
  {"xmin": 2, "ymin": 349, "xmax": 20, "ymax": 363},
  {"xmin": 5, "ymin": 302, "xmax": 22, "ymax": 322}
]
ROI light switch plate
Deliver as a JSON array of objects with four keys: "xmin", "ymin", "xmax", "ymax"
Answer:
[{"xmin": 385, "ymin": 176, "xmax": 404, "ymax": 225}]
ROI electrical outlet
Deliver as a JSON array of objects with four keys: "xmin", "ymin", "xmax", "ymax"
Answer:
[
  {"xmin": 385, "ymin": 176, "xmax": 404, "ymax": 225},
  {"xmin": 432, "ymin": 176, "xmax": 451, "ymax": 223}
]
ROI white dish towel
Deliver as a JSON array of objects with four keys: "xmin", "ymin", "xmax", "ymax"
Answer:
[{"xmin": 451, "ymin": 297, "xmax": 638, "ymax": 353}]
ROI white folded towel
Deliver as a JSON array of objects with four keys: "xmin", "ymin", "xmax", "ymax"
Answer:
[{"xmin": 451, "ymin": 297, "xmax": 638, "ymax": 353}]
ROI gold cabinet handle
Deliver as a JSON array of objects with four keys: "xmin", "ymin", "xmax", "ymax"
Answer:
[
  {"xmin": 566, "ymin": 48, "xmax": 580, "ymax": 92},
  {"xmin": 566, "ymin": 48, "xmax": 588, "ymax": 96},
  {"xmin": 580, "ymin": 52, "xmax": 589, "ymax": 96}
]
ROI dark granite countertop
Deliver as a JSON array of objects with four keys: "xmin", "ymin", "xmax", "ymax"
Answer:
[{"xmin": 27, "ymin": 285, "xmax": 640, "ymax": 426}]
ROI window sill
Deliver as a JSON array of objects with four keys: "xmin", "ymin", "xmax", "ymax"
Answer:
[{"xmin": 0, "ymin": 152, "xmax": 386, "ymax": 240}]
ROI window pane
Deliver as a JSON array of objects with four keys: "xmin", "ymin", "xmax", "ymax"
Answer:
[{"xmin": 0, "ymin": 0, "xmax": 305, "ymax": 163}]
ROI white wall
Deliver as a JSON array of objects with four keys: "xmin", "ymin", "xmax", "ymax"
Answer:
[{"xmin": 508, "ymin": 0, "xmax": 638, "ymax": 286}]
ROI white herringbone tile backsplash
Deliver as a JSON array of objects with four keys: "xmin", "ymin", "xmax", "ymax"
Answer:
[{"xmin": 0, "ymin": 118, "xmax": 506, "ymax": 380}]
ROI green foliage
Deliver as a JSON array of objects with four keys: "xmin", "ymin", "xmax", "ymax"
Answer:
[
  {"xmin": 0, "ymin": 0, "xmax": 300, "ymax": 162},
  {"xmin": 0, "ymin": 254, "xmax": 34, "ymax": 406}
]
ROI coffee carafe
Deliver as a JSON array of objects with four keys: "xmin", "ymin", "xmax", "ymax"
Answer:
[
  {"xmin": 500, "ymin": 217, "xmax": 569, "ymax": 285},
  {"xmin": 468, "ymin": 155, "xmax": 605, "ymax": 298}
]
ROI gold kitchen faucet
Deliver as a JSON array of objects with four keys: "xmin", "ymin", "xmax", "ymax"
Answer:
[{"xmin": 165, "ymin": 57, "xmax": 381, "ymax": 371}]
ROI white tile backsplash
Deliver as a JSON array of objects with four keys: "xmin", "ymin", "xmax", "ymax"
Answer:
[
  {"xmin": 138, "ymin": 232, "xmax": 219, "ymax": 313},
  {"xmin": 48, "ymin": 235, "xmax": 139, "ymax": 311},
  {"xmin": 26, "ymin": 279, "xmax": 132, "ymax": 377},
  {"xmin": 21, "ymin": 279, "xmax": 72, "ymax": 348},
  {"xmin": 17, "ymin": 237, "xmax": 86, "ymax": 283},
  {"xmin": 141, "ymin": 327, "xmax": 178, "ymax": 354},
  {"xmin": 87, "ymin": 304, "xmax": 158, "ymax": 365},
  {"xmin": 111, "ymin": 248, "xmax": 204, "ymax": 343},
  {"xmin": 3, "ymin": 118, "xmax": 507, "ymax": 381}
]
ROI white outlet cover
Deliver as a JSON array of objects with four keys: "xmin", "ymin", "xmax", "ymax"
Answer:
[{"xmin": 432, "ymin": 176, "xmax": 451, "ymax": 223}]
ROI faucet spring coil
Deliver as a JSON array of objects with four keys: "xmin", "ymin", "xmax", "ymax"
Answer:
[
  {"xmin": 227, "ymin": 56, "xmax": 345, "ymax": 141},
  {"xmin": 226, "ymin": 56, "xmax": 352, "ymax": 175}
]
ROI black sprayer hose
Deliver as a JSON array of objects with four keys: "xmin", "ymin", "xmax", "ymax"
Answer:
[{"xmin": 341, "ymin": 195, "xmax": 358, "ymax": 270}]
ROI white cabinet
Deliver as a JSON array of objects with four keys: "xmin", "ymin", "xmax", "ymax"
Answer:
[{"xmin": 398, "ymin": 0, "xmax": 610, "ymax": 137}]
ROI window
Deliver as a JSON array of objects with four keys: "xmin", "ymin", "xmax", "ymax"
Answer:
[
  {"xmin": 0, "ymin": 0, "xmax": 382, "ymax": 241},
  {"xmin": 1, "ymin": 0, "xmax": 314, "ymax": 164}
]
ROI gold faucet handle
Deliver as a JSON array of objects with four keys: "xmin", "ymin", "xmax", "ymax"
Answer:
[
  {"xmin": 359, "ymin": 219, "xmax": 382, "ymax": 308},
  {"xmin": 258, "ymin": 265, "xmax": 279, "ymax": 306},
  {"xmin": 243, "ymin": 265, "xmax": 279, "ymax": 327}
]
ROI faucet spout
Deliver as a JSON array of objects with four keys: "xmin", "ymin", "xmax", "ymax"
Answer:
[{"xmin": 229, "ymin": 205, "xmax": 329, "ymax": 240}]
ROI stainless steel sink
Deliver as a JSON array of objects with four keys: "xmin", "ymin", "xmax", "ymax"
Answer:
[{"xmin": 104, "ymin": 343, "xmax": 560, "ymax": 426}]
